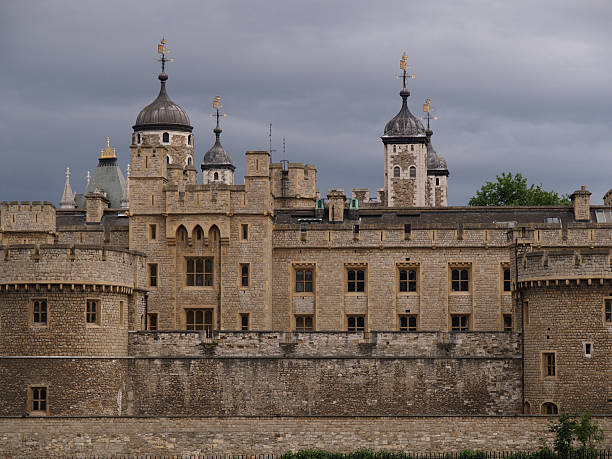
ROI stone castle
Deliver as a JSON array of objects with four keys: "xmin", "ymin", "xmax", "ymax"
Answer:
[{"xmin": 0, "ymin": 44, "xmax": 611, "ymax": 455}]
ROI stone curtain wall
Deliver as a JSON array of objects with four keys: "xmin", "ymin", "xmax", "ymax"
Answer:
[{"xmin": 1, "ymin": 416, "xmax": 612, "ymax": 456}]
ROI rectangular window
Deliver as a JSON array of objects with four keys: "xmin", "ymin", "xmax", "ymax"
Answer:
[
  {"xmin": 240, "ymin": 313, "xmax": 249, "ymax": 331},
  {"xmin": 451, "ymin": 267, "xmax": 470, "ymax": 292},
  {"xmin": 149, "ymin": 224, "xmax": 157, "ymax": 240},
  {"xmin": 147, "ymin": 313, "xmax": 158, "ymax": 331},
  {"xmin": 543, "ymin": 352, "xmax": 556, "ymax": 377},
  {"xmin": 347, "ymin": 315, "xmax": 365, "ymax": 332},
  {"xmin": 186, "ymin": 309, "xmax": 213, "ymax": 333},
  {"xmin": 584, "ymin": 342, "xmax": 593, "ymax": 358},
  {"xmin": 503, "ymin": 314, "xmax": 512, "ymax": 331},
  {"xmin": 29, "ymin": 386, "xmax": 47, "ymax": 414},
  {"xmin": 347, "ymin": 268, "xmax": 365, "ymax": 292},
  {"xmin": 399, "ymin": 314, "xmax": 417, "ymax": 331},
  {"xmin": 451, "ymin": 314, "xmax": 469, "ymax": 331},
  {"xmin": 241, "ymin": 224, "xmax": 249, "ymax": 241},
  {"xmin": 295, "ymin": 268, "xmax": 314, "ymax": 293},
  {"xmin": 295, "ymin": 314, "xmax": 314, "ymax": 331},
  {"xmin": 186, "ymin": 258, "xmax": 213, "ymax": 287},
  {"xmin": 399, "ymin": 268, "xmax": 417, "ymax": 292},
  {"xmin": 503, "ymin": 267, "xmax": 511, "ymax": 292},
  {"xmin": 605, "ymin": 298, "xmax": 612, "ymax": 324},
  {"xmin": 404, "ymin": 224, "xmax": 411, "ymax": 239},
  {"xmin": 240, "ymin": 264, "xmax": 250, "ymax": 287},
  {"xmin": 32, "ymin": 299, "xmax": 48, "ymax": 325},
  {"xmin": 86, "ymin": 299, "xmax": 99, "ymax": 324},
  {"xmin": 148, "ymin": 263, "xmax": 158, "ymax": 287}
]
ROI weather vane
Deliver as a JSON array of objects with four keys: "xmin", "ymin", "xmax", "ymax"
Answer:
[
  {"xmin": 157, "ymin": 37, "xmax": 174, "ymax": 73},
  {"xmin": 396, "ymin": 52, "xmax": 416, "ymax": 89},
  {"xmin": 209, "ymin": 95, "xmax": 227, "ymax": 128},
  {"xmin": 420, "ymin": 98, "xmax": 439, "ymax": 130}
]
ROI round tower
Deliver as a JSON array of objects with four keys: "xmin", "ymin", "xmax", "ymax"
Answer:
[
  {"xmin": 201, "ymin": 96, "xmax": 235, "ymax": 185},
  {"xmin": 515, "ymin": 246, "xmax": 612, "ymax": 415}
]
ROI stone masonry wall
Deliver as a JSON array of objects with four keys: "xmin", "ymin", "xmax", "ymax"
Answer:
[{"xmin": 2, "ymin": 416, "xmax": 612, "ymax": 456}]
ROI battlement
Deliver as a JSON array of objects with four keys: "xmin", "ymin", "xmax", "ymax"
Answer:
[
  {"xmin": 0, "ymin": 201, "xmax": 56, "ymax": 234},
  {"xmin": 515, "ymin": 247, "xmax": 612, "ymax": 287},
  {"xmin": 271, "ymin": 162, "xmax": 317, "ymax": 207},
  {"xmin": 0, "ymin": 245, "xmax": 146, "ymax": 290}
]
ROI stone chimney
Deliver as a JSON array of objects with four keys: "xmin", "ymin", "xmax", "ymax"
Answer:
[
  {"xmin": 327, "ymin": 189, "xmax": 346, "ymax": 223},
  {"xmin": 571, "ymin": 186, "xmax": 591, "ymax": 222},
  {"xmin": 86, "ymin": 188, "xmax": 109, "ymax": 223}
]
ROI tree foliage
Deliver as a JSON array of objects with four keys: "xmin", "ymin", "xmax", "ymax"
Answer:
[{"xmin": 468, "ymin": 172, "xmax": 571, "ymax": 206}]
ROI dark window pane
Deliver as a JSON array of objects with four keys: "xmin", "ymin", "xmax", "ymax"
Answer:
[
  {"xmin": 452, "ymin": 270, "xmax": 459, "ymax": 281},
  {"xmin": 357, "ymin": 316, "xmax": 364, "ymax": 327},
  {"xmin": 357, "ymin": 270, "xmax": 364, "ymax": 281},
  {"xmin": 348, "ymin": 270, "xmax": 355, "ymax": 281},
  {"xmin": 305, "ymin": 270, "xmax": 312, "ymax": 281},
  {"xmin": 408, "ymin": 270, "xmax": 416, "ymax": 281},
  {"xmin": 305, "ymin": 316, "xmax": 313, "ymax": 328},
  {"xmin": 296, "ymin": 270, "xmax": 304, "ymax": 282},
  {"xmin": 461, "ymin": 269, "xmax": 469, "ymax": 281},
  {"xmin": 400, "ymin": 270, "xmax": 407, "ymax": 281}
]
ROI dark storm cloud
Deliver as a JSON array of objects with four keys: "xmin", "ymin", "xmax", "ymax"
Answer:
[{"xmin": 1, "ymin": 0, "xmax": 611, "ymax": 205}]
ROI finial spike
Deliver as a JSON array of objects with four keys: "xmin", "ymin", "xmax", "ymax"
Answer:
[
  {"xmin": 397, "ymin": 52, "xmax": 415, "ymax": 90},
  {"xmin": 421, "ymin": 98, "xmax": 439, "ymax": 131}
]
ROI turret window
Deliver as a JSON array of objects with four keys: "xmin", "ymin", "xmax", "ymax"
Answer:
[
  {"xmin": 162, "ymin": 132, "xmax": 170, "ymax": 143},
  {"xmin": 214, "ymin": 172, "xmax": 219, "ymax": 181},
  {"xmin": 393, "ymin": 166, "xmax": 401, "ymax": 178},
  {"xmin": 31, "ymin": 299, "xmax": 48, "ymax": 326},
  {"xmin": 137, "ymin": 133, "xmax": 141, "ymax": 144},
  {"xmin": 436, "ymin": 177, "xmax": 440, "ymax": 186},
  {"xmin": 186, "ymin": 155, "xmax": 193, "ymax": 165},
  {"xmin": 409, "ymin": 166, "xmax": 416, "ymax": 178},
  {"xmin": 188, "ymin": 135, "xmax": 192, "ymax": 145},
  {"xmin": 166, "ymin": 155, "xmax": 172, "ymax": 164}
]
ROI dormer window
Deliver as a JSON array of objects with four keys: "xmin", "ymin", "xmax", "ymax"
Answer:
[
  {"xmin": 162, "ymin": 132, "xmax": 170, "ymax": 143},
  {"xmin": 393, "ymin": 166, "xmax": 401, "ymax": 178},
  {"xmin": 409, "ymin": 166, "xmax": 416, "ymax": 178}
]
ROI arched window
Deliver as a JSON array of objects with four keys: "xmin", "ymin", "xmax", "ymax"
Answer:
[
  {"xmin": 436, "ymin": 177, "xmax": 440, "ymax": 186},
  {"xmin": 188, "ymin": 135, "xmax": 192, "ymax": 145},
  {"xmin": 166, "ymin": 155, "xmax": 172, "ymax": 164},
  {"xmin": 214, "ymin": 172, "xmax": 219, "ymax": 181},
  {"xmin": 176, "ymin": 226, "xmax": 188, "ymax": 244},
  {"xmin": 186, "ymin": 155, "xmax": 192, "ymax": 166},
  {"xmin": 393, "ymin": 166, "xmax": 401, "ymax": 178},
  {"xmin": 409, "ymin": 166, "xmax": 416, "ymax": 178},
  {"xmin": 524, "ymin": 402, "xmax": 531, "ymax": 415},
  {"xmin": 137, "ymin": 133, "xmax": 141, "ymax": 144},
  {"xmin": 410, "ymin": 145, "xmax": 414, "ymax": 151},
  {"xmin": 541, "ymin": 402, "xmax": 558, "ymax": 415},
  {"xmin": 194, "ymin": 226, "xmax": 203, "ymax": 241},
  {"xmin": 162, "ymin": 132, "xmax": 170, "ymax": 143}
]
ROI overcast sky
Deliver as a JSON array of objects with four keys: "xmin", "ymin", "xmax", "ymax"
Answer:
[{"xmin": 1, "ymin": 0, "xmax": 611, "ymax": 206}]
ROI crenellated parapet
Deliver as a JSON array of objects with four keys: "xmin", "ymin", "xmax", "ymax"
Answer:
[{"xmin": 0, "ymin": 201, "xmax": 56, "ymax": 245}]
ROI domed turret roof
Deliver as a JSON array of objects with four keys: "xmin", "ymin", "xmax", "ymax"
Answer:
[
  {"xmin": 201, "ymin": 126, "xmax": 235, "ymax": 171},
  {"xmin": 426, "ymin": 130, "xmax": 448, "ymax": 173},
  {"xmin": 383, "ymin": 89, "xmax": 426, "ymax": 138},
  {"xmin": 133, "ymin": 73, "xmax": 192, "ymax": 132}
]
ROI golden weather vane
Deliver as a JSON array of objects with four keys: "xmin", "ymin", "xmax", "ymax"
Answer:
[
  {"xmin": 420, "ymin": 98, "xmax": 439, "ymax": 130},
  {"xmin": 156, "ymin": 37, "xmax": 174, "ymax": 73},
  {"xmin": 396, "ymin": 52, "xmax": 416, "ymax": 89},
  {"xmin": 209, "ymin": 95, "xmax": 228, "ymax": 129}
]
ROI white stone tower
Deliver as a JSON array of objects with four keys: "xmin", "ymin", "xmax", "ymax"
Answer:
[{"xmin": 201, "ymin": 96, "xmax": 235, "ymax": 185}]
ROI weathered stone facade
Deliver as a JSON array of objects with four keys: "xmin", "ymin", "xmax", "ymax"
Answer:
[{"xmin": 1, "ymin": 54, "xmax": 611, "ymax": 455}]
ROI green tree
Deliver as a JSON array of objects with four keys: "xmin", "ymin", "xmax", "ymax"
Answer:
[
  {"xmin": 468, "ymin": 172, "xmax": 571, "ymax": 206},
  {"xmin": 574, "ymin": 410, "xmax": 604, "ymax": 454}
]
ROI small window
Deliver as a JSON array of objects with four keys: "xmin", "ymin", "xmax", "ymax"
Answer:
[
  {"xmin": 410, "ymin": 145, "xmax": 414, "ymax": 151},
  {"xmin": 186, "ymin": 308, "xmax": 213, "ymax": 334},
  {"xmin": 503, "ymin": 314, "xmax": 512, "ymax": 331},
  {"xmin": 186, "ymin": 155, "xmax": 193, "ymax": 165},
  {"xmin": 347, "ymin": 315, "xmax": 365, "ymax": 332},
  {"xmin": 177, "ymin": 226, "xmax": 187, "ymax": 243},
  {"xmin": 86, "ymin": 299, "xmax": 99, "ymax": 325},
  {"xmin": 542, "ymin": 352, "xmax": 556, "ymax": 377},
  {"xmin": 166, "ymin": 155, "xmax": 171, "ymax": 164},
  {"xmin": 353, "ymin": 224, "xmax": 360, "ymax": 235},
  {"xmin": 195, "ymin": 227, "xmax": 203, "ymax": 241},
  {"xmin": 393, "ymin": 145, "xmax": 396, "ymax": 153},
  {"xmin": 451, "ymin": 268, "xmax": 470, "ymax": 292},
  {"xmin": 409, "ymin": 166, "xmax": 416, "ymax": 178},
  {"xmin": 393, "ymin": 166, "xmax": 400, "ymax": 178},
  {"xmin": 149, "ymin": 224, "xmax": 157, "ymax": 240},
  {"xmin": 240, "ymin": 313, "xmax": 249, "ymax": 331},
  {"xmin": 605, "ymin": 298, "xmax": 612, "ymax": 324},
  {"xmin": 295, "ymin": 268, "xmax": 313, "ymax": 293},
  {"xmin": 137, "ymin": 133, "xmax": 141, "ymax": 144},
  {"xmin": 241, "ymin": 264, "xmax": 250, "ymax": 287},
  {"xmin": 241, "ymin": 224, "xmax": 249, "ymax": 241},
  {"xmin": 148, "ymin": 313, "xmax": 158, "ymax": 331},
  {"xmin": 524, "ymin": 401, "xmax": 531, "ymax": 414},
  {"xmin": 162, "ymin": 132, "xmax": 169, "ymax": 143},
  {"xmin": 214, "ymin": 172, "xmax": 219, "ymax": 181},
  {"xmin": 32, "ymin": 299, "xmax": 48, "ymax": 325},
  {"xmin": 188, "ymin": 135, "xmax": 192, "ymax": 145},
  {"xmin": 404, "ymin": 224, "xmax": 411, "ymax": 239},
  {"xmin": 186, "ymin": 258, "xmax": 213, "ymax": 287},
  {"xmin": 29, "ymin": 386, "xmax": 48, "ymax": 414},
  {"xmin": 399, "ymin": 315, "xmax": 417, "ymax": 331},
  {"xmin": 347, "ymin": 268, "xmax": 365, "ymax": 292},
  {"xmin": 399, "ymin": 268, "xmax": 418, "ymax": 293},
  {"xmin": 503, "ymin": 267, "xmax": 511, "ymax": 292},
  {"xmin": 541, "ymin": 402, "xmax": 559, "ymax": 415},
  {"xmin": 451, "ymin": 314, "xmax": 469, "ymax": 331},
  {"xmin": 295, "ymin": 314, "xmax": 314, "ymax": 331},
  {"xmin": 148, "ymin": 263, "xmax": 158, "ymax": 287},
  {"xmin": 435, "ymin": 177, "xmax": 440, "ymax": 186},
  {"xmin": 584, "ymin": 342, "xmax": 593, "ymax": 358}
]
